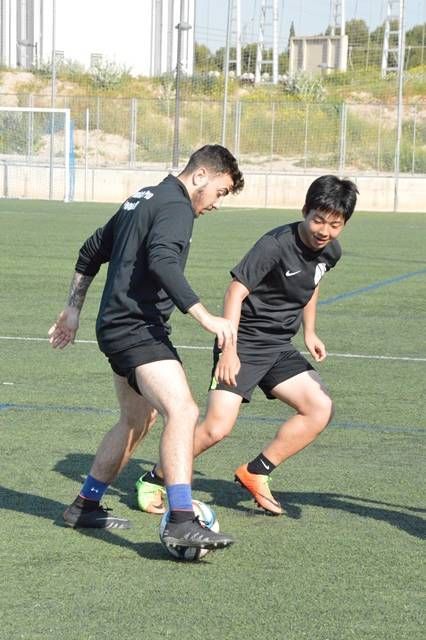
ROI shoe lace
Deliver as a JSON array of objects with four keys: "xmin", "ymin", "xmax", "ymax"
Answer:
[
  {"xmin": 193, "ymin": 515, "xmax": 206, "ymax": 528},
  {"xmin": 98, "ymin": 504, "xmax": 112, "ymax": 514}
]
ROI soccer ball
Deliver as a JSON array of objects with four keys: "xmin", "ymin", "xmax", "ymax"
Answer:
[{"xmin": 159, "ymin": 499, "xmax": 219, "ymax": 562}]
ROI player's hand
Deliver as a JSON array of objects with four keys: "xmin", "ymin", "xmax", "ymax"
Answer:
[
  {"xmin": 304, "ymin": 332, "xmax": 326, "ymax": 362},
  {"xmin": 203, "ymin": 315, "xmax": 237, "ymax": 350},
  {"xmin": 215, "ymin": 350, "xmax": 240, "ymax": 387},
  {"xmin": 48, "ymin": 307, "xmax": 80, "ymax": 349}
]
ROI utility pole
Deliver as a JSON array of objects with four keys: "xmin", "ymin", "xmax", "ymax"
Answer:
[
  {"xmin": 255, "ymin": 0, "xmax": 279, "ymax": 84},
  {"xmin": 48, "ymin": 0, "xmax": 56, "ymax": 200},
  {"xmin": 393, "ymin": 0, "xmax": 405, "ymax": 212},
  {"xmin": 172, "ymin": 0, "xmax": 192, "ymax": 170},
  {"xmin": 382, "ymin": 0, "xmax": 403, "ymax": 78}
]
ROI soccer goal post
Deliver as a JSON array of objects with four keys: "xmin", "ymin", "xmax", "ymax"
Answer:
[{"xmin": 0, "ymin": 106, "xmax": 72, "ymax": 202}]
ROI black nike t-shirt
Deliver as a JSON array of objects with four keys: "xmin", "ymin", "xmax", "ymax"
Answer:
[
  {"xmin": 231, "ymin": 222, "xmax": 341, "ymax": 355},
  {"xmin": 74, "ymin": 175, "xmax": 200, "ymax": 355}
]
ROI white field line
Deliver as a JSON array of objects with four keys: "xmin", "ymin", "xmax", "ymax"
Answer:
[{"xmin": 0, "ymin": 335, "xmax": 425, "ymax": 362}]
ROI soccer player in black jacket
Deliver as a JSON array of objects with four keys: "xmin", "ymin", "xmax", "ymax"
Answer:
[
  {"xmin": 137, "ymin": 175, "xmax": 358, "ymax": 517},
  {"xmin": 48, "ymin": 145, "xmax": 244, "ymax": 551}
]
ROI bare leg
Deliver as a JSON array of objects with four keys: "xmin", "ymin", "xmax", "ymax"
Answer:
[
  {"xmin": 262, "ymin": 370, "xmax": 334, "ymax": 466},
  {"xmin": 90, "ymin": 373, "xmax": 158, "ymax": 483},
  {"xmin": 134, "ymin": 360, "xmax": 199, "ymax": 486},
  {"xmin": 153, "ymin": 390, "xmax": 242, "ymax": 479},
  {"xmin": 193, "ymin": 390, "xmax": 243, "ymax": 456}
]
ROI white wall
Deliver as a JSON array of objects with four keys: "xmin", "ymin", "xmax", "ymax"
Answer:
[
  {"xmin": 1, "ymin": 0, "xmax": 195, "ymax": 77},
  {"xmin": 2, "ymin": 164, "xmax": 425, "ymax": 213}
]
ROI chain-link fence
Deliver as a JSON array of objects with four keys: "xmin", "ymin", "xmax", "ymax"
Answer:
[
  {"xmin": 1, "ymin": 93, "xmax": 425, "ymax": 176},
  {"xmin": 0, "ymin": 1, "xmax": 425, "ymax": 208}
]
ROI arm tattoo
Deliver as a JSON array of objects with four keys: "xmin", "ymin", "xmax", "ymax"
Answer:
[{"xmin": 67, "ymin": 273, "xmax": 94, "ymax": 310}]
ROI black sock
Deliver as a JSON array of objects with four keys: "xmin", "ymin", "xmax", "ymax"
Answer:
[
  {"xmin": 168, "ymin": 509, "xmax": 194, "ymax": 524},
  {"xmin": 141, "ymin": 467, "xmax": 164, "ymax": 487},
  {"xmin": 247, "ymin": 453, "xmax": 276, "ymax": 476}
]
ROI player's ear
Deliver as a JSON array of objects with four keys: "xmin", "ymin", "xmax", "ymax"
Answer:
[{"xmin": 193, "ymin": 167, "xmax": 208, "ymax": 188}]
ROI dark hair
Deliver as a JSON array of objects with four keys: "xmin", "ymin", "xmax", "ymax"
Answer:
[
  {"xmin": 304, "ymin": 175, "xmax": 358, "ymax": 222},
  {"xmin": 182, "ymin": 144, "xmax": 244, "ymax": 194}
]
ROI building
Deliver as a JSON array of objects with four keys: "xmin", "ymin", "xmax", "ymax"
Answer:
[
  {"xmin": 289, "ymin": 35, "xmax": 348, "ymax": 76},
  {"xmin": 0, "ymin": 0, "xmax": 195, "ymax": 76}
]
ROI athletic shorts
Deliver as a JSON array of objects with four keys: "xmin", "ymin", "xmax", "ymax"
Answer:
[
  {"xmin": 209, "ymin": 345, "xmax": 315, "ymax": 403},
  {"xmin": 107, "ymin": 337, "xmax": 181, "ymax": 396}
]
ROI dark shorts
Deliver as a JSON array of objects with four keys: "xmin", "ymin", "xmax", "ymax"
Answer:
[
  {"xmin": 209, "ymin": 345, "xmax": 315, "ymax": 403},
  {"xmin": 107, "ymin": 337, "xmax": 181, "ymax": 395}
]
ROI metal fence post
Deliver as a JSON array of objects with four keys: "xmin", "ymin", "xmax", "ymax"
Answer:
[
  {"xmin": 27, "ymin": 94, "xmax": 34, "ymax": 162},
  {"xmin": 84, "ymin": 107, "xmax": 90, "ymax": 201},
  {"xmin": 338, "ymin": 102, "xmax": 347, "ymax": 175},
  {"xmin": 199, "ymin": 100, "xmax": 204, "ymax": 144},
  {"xmin": 270, "ymin": 102, "xmax": 275, "ymax": 172},
  {"xmin": 303, "ymin": 104, "xmax": 309, "ymax": 171},
  {"xmin": 411, "ymin": 105, "xmax": 417, "ymax": 174},
  {"xmin": 234, "ymin": 101, "xmax": 241, "ymax": 159},
  {"xmin": 130, "ymin": 97, "xmax": 137, "ymax": 167},
  {"xmin": 377, "ymin": 104, "xmax": 383, "ymax": 173}
]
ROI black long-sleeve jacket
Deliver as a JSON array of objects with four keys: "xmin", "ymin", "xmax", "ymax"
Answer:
[{"xmin": 75, "ymin": 175, "xmax": 200, "ymax": 355}]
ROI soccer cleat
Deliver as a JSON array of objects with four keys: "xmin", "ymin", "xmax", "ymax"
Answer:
[
  {"xmin": 161, "ymin": 517, "xmax": 235, "ymax": 550},
  {"xmin": 234, "ymin": 463, "xmax": 284, "ymax": 516},
  {"xmin": 63, "ymin": 500, "xmax": 131, "ymax": 529},
  {"xmin": 135, "ymin": 473, "xmax": 166, "ymax": 514}
]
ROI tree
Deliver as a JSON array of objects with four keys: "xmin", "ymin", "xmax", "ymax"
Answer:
[
  {"xmin": 345, "ymin": 19, "xmax": 370, "ymax": 68},
  {"xmin": 279, "ymin": 51, "xmax": 289, "ymax": 75},
  {"xmin": 325, "ymin": 18, "xmax": 368, "ymax": 42},
  {"xmin": 241, "ymin": 43, "xmax": 258, "ymax": 74},
  {"xmin": 194, "ymin": 42, "xmax": 212, "ymax": 73},
  {"xmin": 345, "ymin": 19, "xmax": 369, "ymax": 46},
  {"xmin": 288, "ymin": 21, "xmax": 295, "ymax": 51},
  {"xmin": 212, "ymin": 46, "xmax": 237, "ymax": 72},
  {"xmin": 405, "ymin": 23, "xmax": 426, "ymax": 68}
]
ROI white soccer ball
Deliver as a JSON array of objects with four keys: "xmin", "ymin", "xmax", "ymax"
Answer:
[{"xmin": 159, "ymin": 499, "xmax": 220, "ymax": 562}]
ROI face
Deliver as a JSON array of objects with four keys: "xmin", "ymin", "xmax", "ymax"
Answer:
[
  {"xmin": 190, "ymin": 170, "xmax": 234, "ymax": 217},
  {"xmin": 298, "ymin": 208, "xmax": 346, "ymax": 251}
]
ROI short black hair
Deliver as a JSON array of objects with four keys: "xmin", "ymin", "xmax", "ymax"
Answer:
[
  {"xmin": 304, "ymin": 175, "xmax": 358, "ymax": 222},
  {"xmin": 182, "ymin": 144, "xmax": 244, "ymax": 194}
]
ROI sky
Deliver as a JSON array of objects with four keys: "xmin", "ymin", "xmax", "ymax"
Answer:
[
  {"xmin": 45, "ymin": 0, "xmax": 426, "ymax": 73},
  {"xmin": 195, "ymin": 0, "xmax": 425, "ymax": 52}
]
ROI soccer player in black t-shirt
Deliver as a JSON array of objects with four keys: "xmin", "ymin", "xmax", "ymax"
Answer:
[
  {"xmin": 137, "ymin": 175, "xmax": 358, "ymax": 516},
  {"xmin": 48, "ymin": 145, "xmax": 244, "ymax": 551}
]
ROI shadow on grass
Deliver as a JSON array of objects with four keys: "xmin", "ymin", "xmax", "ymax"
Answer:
[
  {"xmin": 49, "ymin": 452, "xmax": 426, "ymax": 541},
  {"xmin": 53, "ymin": 452, "xmax": 157, "ymax": 509},
  {"xmin": 194, "ymin": 477, "xmax": 426, "ymax": 540},
  {"xmin": 0, "ymin": 484, "xmax": 228, "ymax": 564},
  {"xmin": 0, "ymin": 483, "xmax": 173, "ymax": 561}
]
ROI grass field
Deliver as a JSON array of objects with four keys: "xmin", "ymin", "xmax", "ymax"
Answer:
[{"xmin": 0, "ymin": 198, "xmax": 425, "ymax": 640}]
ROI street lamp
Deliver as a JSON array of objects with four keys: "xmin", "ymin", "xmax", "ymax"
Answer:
[{"xmin": 172, "ymin": 20, "xmax": 192, "ymax": 171}]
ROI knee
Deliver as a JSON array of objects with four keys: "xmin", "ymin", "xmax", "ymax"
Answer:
[
  {"xmin": 186, "ymin": 400, "xmax": 200, "ymax": 425},
  {"xmin": 120, "ymin": 407, "xmax": 158, "ymax": 434},
  {"xmin": 314, "ymin": 394, "xmax": 334, "ymax": 432},
  {"xmin": 203, "ymin": 421, "xmax": 231, "ymax": 445},
  {"xmin": 169, "ymin": 398, "xmax": 199, "ymax": 426}
]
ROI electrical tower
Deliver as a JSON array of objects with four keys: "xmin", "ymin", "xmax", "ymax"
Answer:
[
  {"xmin": 330, "ymin": 0, "xmax": 346, "ymax": 37},
  {"xmin": 381, "ymin": 0, "xmax": 404, "ymax": 77},
  {"xmin": 254, "ymin": 0, "xmax": 279, "ymax": 84},
  {"xmin": 228, "ymin": 0, "xmax": 241, "ymax": 77}
]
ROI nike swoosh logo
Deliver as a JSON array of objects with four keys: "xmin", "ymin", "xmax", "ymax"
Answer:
[
  {"xmin": 285, "ymin": 269, "xmax": 301, "ymax": 277},
  {"xmin": 260, "ymin": 460, "xmax": 270, "ymax": 470}
]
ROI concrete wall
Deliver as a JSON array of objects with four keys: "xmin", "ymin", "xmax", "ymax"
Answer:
[{"xmin": 1, "ymin": 164, "xmax": 425, "ymax": 213}]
